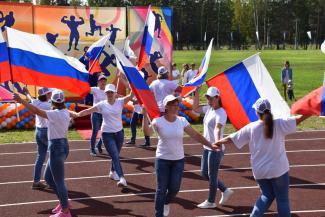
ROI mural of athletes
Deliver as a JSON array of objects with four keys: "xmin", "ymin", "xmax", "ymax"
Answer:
[{"xmin": 128, "ymin": 6, "xmax": 173, "ymax": 84}]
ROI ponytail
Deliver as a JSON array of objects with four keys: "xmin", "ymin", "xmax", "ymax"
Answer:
[{"xmin": 262, "ymin": 110, "xmax": 273, "ymax": 139}]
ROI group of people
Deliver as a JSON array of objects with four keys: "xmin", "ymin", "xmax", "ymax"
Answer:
[{"xmin": 13, "ymin": 61, "xmax": 311, "ymax": 217}]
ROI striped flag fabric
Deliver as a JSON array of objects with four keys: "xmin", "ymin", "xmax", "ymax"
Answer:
[
  {"xmin": 291, "ymin": 85, "xmax": 325, "ymax": 116},
  {"xmin": 111, "ymin": 43, "xmax": 160, "ymax": 119},
  {"xmin": 123, "ymin": 36, "xmax": 137, "ymax": 59},
  {"xmin": 206, "ymin": 54, "xmax": 289, "ymax": 129},
  {"xmin": 86, "ymin": 34, "xmax": 110, "ymax": 74},
  {"xmin": 181, "ymin": 38, "xmax": 214, "ymax": 97},
  {"xmin": 6, "ymin": 27, "xmax": 90, "ymax": 97},
  {"xmin": 137, "ymin": 6, "xmax": 155, "ymax": 69},
  {"xmin": 0, "ymin": 31, "xmax": 11, "ymax": 83}
]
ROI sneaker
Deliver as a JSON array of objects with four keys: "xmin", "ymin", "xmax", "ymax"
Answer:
[
  {"xmin": 31, "ymin": 181, "xmax": 48, "ymax": 190},
  {"xmin": 108, "ymin": 171, "xmax": 119, "ymax": 181},
  {"xmin": 139, "ymin": 143, "xmax": 150, "ymax": 148},
  {"xmin": 50, "ymin": 211, "xmax": 72, "ymax": 217},
  {"xmin": 125, "ymin": 140, "xmax": 135, "ymax": 146},
  {"xmin": 163, "ymin": 204, "xmax": 170, "ymax": 216},
  {"xmin": 117, "ymin": 177, "xmax": 127, "ymax": 188},
  {"xmin": 90, "ymin": 151, "xmax": 97, "ymax": 157},
  {"xmin": 52, "ymin": 201, "xmax": 72, "ymax": 214},
  {"xmin": 219, "ymin": 189, "xmax": 234, "ymax": 205},
  {"xmin": 197, "ymin": 200, "xmax": 216, "ymax": 209}
]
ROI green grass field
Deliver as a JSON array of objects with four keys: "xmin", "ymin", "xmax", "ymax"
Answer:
[{"xmin": 0, "ymin": 50, "xmax": 324, "ymax": 144}]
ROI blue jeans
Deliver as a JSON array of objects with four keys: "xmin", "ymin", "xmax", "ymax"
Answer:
[
  {"xmin": 155, "ymin": 158, "xmax": 184, "ymax": 217},
  {"xmin": 251, "ymin": 172, "xmax": 290, "ymax": 217},
  {"xmin": 34, "ymin": 127, "xmax": 48, "ymax": 182},
  {"xmin": 90, "ymin": 112, "xmax": 103, "ymax": 151},
  {"xmin": 102, "ymin": 130, "xmax": 124, "ymax": 177},
  {"xmin": 44, "ymin": 138, "xmax": 69, "ymax": 209},
  {"xmin": 130, "ymin": 112, "xmax": 143, "ymax": 142},
  {"xmin": 201, "ymin": 149, "xmax": 227, "ymax": 203}
]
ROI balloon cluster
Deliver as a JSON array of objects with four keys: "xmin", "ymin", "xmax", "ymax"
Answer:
[
  {"xmin": 0, "ymin": 102, "xmax": 76, "ymax": 130},
  {"xmin": 178, "ymin": 97, "xmax": 200, "ymax": 122},
  {"xmin": 122, "ymin": 101, "xmax": 134, "ymax": 125}
]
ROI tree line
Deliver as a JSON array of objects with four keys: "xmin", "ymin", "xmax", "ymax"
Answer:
[{"xmin": 9, "ymin": 0, "xmax": 325, "ymax": 50}]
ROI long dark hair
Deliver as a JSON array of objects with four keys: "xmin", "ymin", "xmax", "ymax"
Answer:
[
  {"xmin": 38, "ymin": 95, "xmax": 47, "ymax": 102},
  {"xmin": 52, "ymin": 102, "xmax": 66, "ymax": 110},
  {"xmin": 258, "ymin": 110, "xmax": 274, "ymax": 139}
]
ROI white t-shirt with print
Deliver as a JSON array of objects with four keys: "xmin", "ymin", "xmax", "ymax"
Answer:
[
  {"xmin": 91, "ymin": 87, "xmax": 106, "ymax": 104},
  {"xmin": 230, "ymin": 117, "xmax": 296, "ymax": 179},
  {"xmin": 149, "ymin": 79, "xmax": 178, "ymax": 112},
  {"xmin": 152, "ymin": 116, "xmax": 189, "ymax": 160},
  {"xmin": 46, "ymin": 109, "xmax": 70, "ymax": 140},
  {"xmin": 31, "ymin": 99, "xmax": 51, "ymax": 128},
  {"xmin": 95, "ymin": 98, "xmax": 124, "ymax": 133},
  {"xmin": 202, "ymin": 106, "xmax": 227, "ymax": 151}
]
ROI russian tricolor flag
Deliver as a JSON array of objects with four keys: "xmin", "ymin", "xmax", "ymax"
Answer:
[
  {"xmin": 291, "ymin": 85, "xmax": 325, "ymax": 116},
  {"xmin": 137, "ymin": 6, "xmax": 156, "ymax": 69},
  {"xmin": 0, "ymin": 32, "xmax": 10, "ymax": 83},
  {"xmin": 181, "ymin": 38, "xmax": 214, "ymax": 97},
  {"xmin": 206, "ymin": 54, "xmax": 290, "ymax": 129},
  {"xmin": 6, "ymin": 27, "xmax": 90, "ymax": 97},
  {"xmin": 111, "ymin": 43, "xmax": 160, "ymax": 119},
  {"xmin": 86, "ymin": 34, "xmax": 110, "ymax": 74}
]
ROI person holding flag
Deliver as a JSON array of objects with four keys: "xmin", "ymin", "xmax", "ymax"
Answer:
[
  {"xmin": 192, "ymin": 86, "xmax": 234, "ymax": 208},
  {"xmin": 214, "ymin": 98, "xmax": 309, "ymax": 217}
]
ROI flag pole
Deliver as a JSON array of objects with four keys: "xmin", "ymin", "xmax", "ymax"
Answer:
[{"xmin": 4, "ymin": 27, "xmax": 20, "ymax": 121}]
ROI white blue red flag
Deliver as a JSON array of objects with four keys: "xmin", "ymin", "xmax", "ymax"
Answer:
[
  {"xmin": 0, "ymin": 31, "xmax": 10, "ymax": 83},
  {"xmin": 137, "ymin": 6, "xmax": 155, "ymax": 69},
  {"xmin": 6, "ymin": 27, "xmax": 90, "ymax": 97},
  {"xmin": 206, "ymin": 54, "xmax": 290, "ymax": 129},
  {"xmin": 291, "ymin": 86, "xmax": 325, "ymax": 116},
  {"xmin": 111, "ymin": 43, "xmax": 160, "ymax": 119},
  {"xmin": 86, "ymin": 34, "xmax": 110, "ymax": 74},
  {"xmin": 181, "ymin": 38, "xmax": 214, "ymax": 97}
]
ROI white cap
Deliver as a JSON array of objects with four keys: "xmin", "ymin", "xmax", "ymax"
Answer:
[
  {"xmin": 38, "ymin": 87, "xmax": 52, "ymax": 96},
  {"xmin": 104, "ymin": 84, "xmax": 116, "ymax": 93},
  {"xmin": 163, "ymin": 94, "xmax": 180, "ymax": 107},
  {"xmin": 205, "ymin": 87, "xmax": 220, "ymax": 97},
  {"xmin": 252, "ymin": 98, "xmax": 271, "ymax": 113},
  {"xmin": 98, "ymin": 74, "xmax": 107, "ymax": 81},
  {"xmin": 51, "ymin": 89, "xmax": 65, "ymax": 103},
  {"xmin": 158, "ymin": 66, "xmax": 168, "ymax": 75}
]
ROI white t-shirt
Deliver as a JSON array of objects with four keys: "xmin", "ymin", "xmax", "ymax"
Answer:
[
  {"xmin": 202, "ymin": 106, "xmax": 227, "ymax": 151},
  {"xmin": 230, "ymin": 117, "xmax": 297, "ymax": 179},
  {"xmin": 91, "ymin": 87, "xmax": 106, "ymax": 104},
  {"xmin": 182, "ymin": 69, "xmax": 197, "ymax": 84},
  {"xmin": 149, "ymin": 79, "xmax": 178, "ymax": 112},
  {"xmin": 31, "ymin": 99, "xmax": 51, "ymax": 128},
  {"xmin": 152, "ymin": 116, "xmax": 189, "ymax": 160},
  {"xmin": 134, "ymin": 104, "xmax": 143, "ymax": 114},
  {"xmin": 172, "ymin": 69, "xmax": 180, "ymax": 84},
  {"xmin": 46, "ymin": 109, "xmax": 70, "ymax": 140},
  {"xmin": 95, "ymin": 98, "xmax": 124, "ymax": 133}
]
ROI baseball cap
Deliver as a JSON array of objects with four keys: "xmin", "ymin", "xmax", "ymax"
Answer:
[
  {"xmin": 51, "ymin": 89, "xmax": 65, "ymax": 103},
  {"xmin": 38, "ymin": 87, "xmax": 52, "ymax": 96},
  {"xmin": 163, "ymin": 95, "xmax": 180, "ymax": 107},
  {"xmin": 158, "ymin": 66, "xmax": 168, "ymax": 75},
  {"xmin": 104, "ymin": 84, "xmax": 116, "ymax": 93},
  {"xmin": 205, "ymin": 87, "xmax": 220, "ymax": 97},
  {"xmin": 252, "ymin": 98, "xmax": 271, "ymax": 113},
  {"xmin": 98, "ymin": 74, "xmax": 107, "ymax": 81}
]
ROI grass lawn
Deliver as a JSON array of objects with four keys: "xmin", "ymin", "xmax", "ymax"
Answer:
[{"xmin": 0, "ymin": 50, "xmax": 324, "ymax": 144}]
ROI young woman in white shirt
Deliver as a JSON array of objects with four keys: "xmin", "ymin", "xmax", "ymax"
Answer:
[
  {"xmin": 14, "ymin": 90, "xmax": 75, "ymax": 217},
  {"xmin": 89, "ymin": 74, "xmax": 107, "ymax": 156},
  {"xmin": 143, "ymin": 94, "xmax": 219, "ymax": 217},
  {"xmin": 75, "ymin": 84, "xmax": 133, "ymax": 187},
  {"xmin": 214, "ymin": 98, "xmax": 309, "ymax": 217},
  {"xmin": 192, "ymin": 86, "xmax": 233, "ymax": 208}
]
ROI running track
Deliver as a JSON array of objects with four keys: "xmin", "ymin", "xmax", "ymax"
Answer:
[{"xmin": 0, "ymin": 130, "xmax": 325, "ymax": 217}]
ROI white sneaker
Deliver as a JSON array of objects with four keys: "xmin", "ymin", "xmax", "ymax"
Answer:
[
  {"xmin": 108, "ymin": 171, "xmax": 119, "ymax": 181},
  {"xmin": 219, "ymin": 189, "xmax": 234, "ymax": 205},
  {"xmin": 117, "ymin": 177, "xmax": 127, "ymax": 188},
  {"xmin": 163, "ymin": 204, "xmax": 170, "ymax": 216},
  {"xmin": 197, "ymin": 200, "xmax": 216, "ymax": 209}
]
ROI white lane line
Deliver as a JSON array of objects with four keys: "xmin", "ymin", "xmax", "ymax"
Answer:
[
  {"xmin": 0, "ymin": 182, "xmax": 324, "ymax": 207},
  {"xmin": 197, "ymin": 209, "xmax": 325, "ymax": 217},
  {"xmin": 2, "ymin": 163, "xmax": 325, "ymax": 186},
  {"xmin": 1, "ymin": 137, "xmax": 325, "ymax": 156},
  {"xmin": 1, "ymin": 148, "xmax": 325, "ymax": 169}
]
